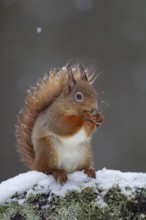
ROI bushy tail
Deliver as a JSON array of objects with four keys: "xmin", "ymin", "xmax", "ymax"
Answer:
[{"xmin": 16, "ymin": 68, "xmax": 68, "ymax": 167}]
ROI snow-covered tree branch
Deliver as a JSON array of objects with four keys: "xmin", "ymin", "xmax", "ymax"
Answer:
[{"xmin": 0, "ymin": 169, "xmax": 146, "ymax": 220}]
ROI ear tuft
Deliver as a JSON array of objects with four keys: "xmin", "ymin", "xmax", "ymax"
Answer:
[
  {"xmin": 66, "ymin": 62, "xmax": 76, "ymax": 84},
  {"xmin": 64, "ymin": 62, "xmax": 76, "ymax": 94},
  {"xmin": 79, "ymin": 63, "xmax": 88, "ymax": 81}
]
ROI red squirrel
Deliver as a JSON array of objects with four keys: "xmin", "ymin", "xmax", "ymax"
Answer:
[{"xmin": 16, "ymin": 63, "xmax": 104, "ymax": 184}]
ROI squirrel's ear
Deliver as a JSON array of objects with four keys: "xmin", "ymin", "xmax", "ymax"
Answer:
[
  {"xmin": 64, "ymin": 63, "xmax": 76, "ymax": 94},
  {"xmin": 79, "ymin": 63, "xmax": 88, "ymax": 81}
]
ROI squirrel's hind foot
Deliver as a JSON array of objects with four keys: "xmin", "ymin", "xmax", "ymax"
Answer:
[
  {"xmin": 51, "ymin": 169, "xmax": 68, "ymax": 184},
  {"xmin": 84, "ymin": 168, "xmax": 96, "ymax": 179}
]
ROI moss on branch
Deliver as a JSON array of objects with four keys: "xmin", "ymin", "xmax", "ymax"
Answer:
[
  {"xmin": 1, "ymin": 184, "xmax": 146, "ymax": 219},
  {"xmin": 1, "ymin": 170, "xmax": 146, "ymax": 219}
]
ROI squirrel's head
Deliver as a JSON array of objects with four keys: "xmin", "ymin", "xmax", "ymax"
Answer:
[{"xmin": 63, "ymin": 63, "xmax": 98, "ymax": 114}]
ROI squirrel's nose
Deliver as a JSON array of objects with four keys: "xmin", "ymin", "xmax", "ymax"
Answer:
[{"xmin": 86, "ymin": 102, "xmax": 98, "ymax": 113}]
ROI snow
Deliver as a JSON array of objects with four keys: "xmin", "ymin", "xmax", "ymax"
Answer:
[
  {"xmin": 1, "ymin": 169, "xmax": 146, "ymax": 205},
  {"xmin": 0, "ymin": 171, "xmax": 49, "ymax": 204},
  {"xmin": 98, "ymin": 169, "xmax": 146, "ymax": 198},
  {"xmin": 36, "ymin": 27, "xmax": 42, "ymax": 33},
  {"xmin": 139, "ymin": 214, "xmax": 146, "ymax": 218}
]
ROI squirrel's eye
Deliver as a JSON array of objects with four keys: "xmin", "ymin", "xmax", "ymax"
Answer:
[{"xmin": 75, "ymin": 92, "xmax": 84, "ymax": 102}]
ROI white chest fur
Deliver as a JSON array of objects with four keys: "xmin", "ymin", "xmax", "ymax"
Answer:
[
  {"xmin": 56, "ymin": 127, "xmax": 91, "ymax": 173},
  {"xmin": 61, "ymin": 127, "xmax": 89, "ymax": 147}
]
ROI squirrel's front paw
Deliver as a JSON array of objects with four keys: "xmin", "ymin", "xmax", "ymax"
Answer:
[
  {"xmin": 83, "ymin": 111, "xmax": 104, "ymax": 127},
  {"xmin": 52, "ymin": 169, "xmax": 68, "ymax": 184},
  {"xmin": 95, "ymin": 112, "xmax": 104, "ymax": 127},
  {"xmin": 84, "ymin": 168, "xmax": 96, "ymax": 179}
]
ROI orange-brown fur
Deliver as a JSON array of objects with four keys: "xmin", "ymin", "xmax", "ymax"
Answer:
[
  {"xmin": 31, "ymin": 137, "xmax": 58, "ymax": 173},
  {"xmin": 16, "ymin": 63, "xmax": 104, "ymax": 183}
]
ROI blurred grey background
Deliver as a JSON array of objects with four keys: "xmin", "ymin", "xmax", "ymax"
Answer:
[{"xmin": 0, "ymin": 0, "xmax": 146, "ymax": 182}]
